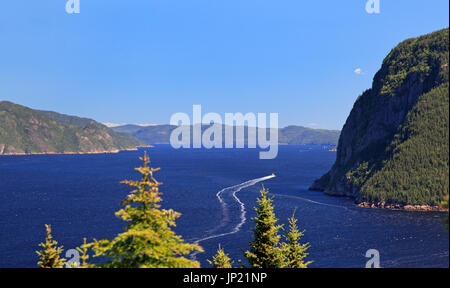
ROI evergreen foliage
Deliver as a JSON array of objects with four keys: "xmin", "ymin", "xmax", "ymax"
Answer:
[
  {"xmin": 281, "ymin": 210, "xmax": 312, "ymax": 268},
  {"xmin": 243, "ymin": 187, "xmax": 312, "ymax": 268},
  {"xmin": 76, "ymin": 238, "xmax": 92, "ymax": 268},
  {"xmin": 313, "ymin": 28, "xmax": 449, "ymax": 206},
  {"xmin": 244, "ymin": 186, "xmax": 284, "ymax": 268},
  {"xmin": 208, "ymin": 245, "xmax": 233, "ymax": 268},
  {"xmin": 86, "ymin": 152, "xmax": 203, "ymax": 268},
  {"xmin": 36, "ymin": 160, "xmax": 316, "ymax": 269},
  {"xmin": 36, "ymin": 225, "xmax": 66, "ymax": 268},
  {"xmin": 358, "ymin": 83, "xmax": 449, "ymax": 205}
]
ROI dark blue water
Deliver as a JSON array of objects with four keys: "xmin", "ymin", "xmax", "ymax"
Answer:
[{"xmin": 0, "ymin": 145, "xmax": 448, "ymax": 268}]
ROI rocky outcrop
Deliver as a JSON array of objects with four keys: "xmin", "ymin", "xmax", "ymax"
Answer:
[{"xmin": 310, "ymin": 28, "xmax": 449, "ymax": 206}]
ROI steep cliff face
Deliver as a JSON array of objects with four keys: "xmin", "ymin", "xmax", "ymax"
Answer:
[{"xmin": 311, "ymin": 28, "xmax": 449, "ymax": 206}]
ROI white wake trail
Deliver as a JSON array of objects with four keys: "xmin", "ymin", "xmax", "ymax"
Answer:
[
  {"xmin": 190, "ymin": 175, "xmax": 275, "ymax": 260},
  {"xmin": 271, "ymin": 193, "xmax": 350, "ymax": 211}
]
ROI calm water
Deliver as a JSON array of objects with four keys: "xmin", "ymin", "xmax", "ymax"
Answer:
[{"xmin": 0, "ymin": 145, "xmax": 448, "ymax": 268}]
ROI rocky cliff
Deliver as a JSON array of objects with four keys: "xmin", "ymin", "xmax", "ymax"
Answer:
[{"xmin": 311, "ymin": 28, "xmax": 449, "ymax": 206}]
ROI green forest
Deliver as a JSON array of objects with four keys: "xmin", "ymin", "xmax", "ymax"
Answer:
[
  {"xmin": 36, "ymin": 153, "xmax": 312, "ymax": 268},
  {"xmin": 313, "ymin": 28, "xmax": 449, "ymax": 206}
]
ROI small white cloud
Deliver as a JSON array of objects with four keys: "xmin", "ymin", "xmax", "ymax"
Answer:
[
  {"xmin": 354, "ymin": 68, "xmax": 362, "ymax": 75},
  {"xmin": 307, "ymin": 122, "xmax": 319, "ymax": 127}
]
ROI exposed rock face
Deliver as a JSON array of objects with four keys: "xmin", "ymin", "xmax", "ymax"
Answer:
[{"xmin": 311, "ymin": 28, "xmax": 449, "ymax": 206}]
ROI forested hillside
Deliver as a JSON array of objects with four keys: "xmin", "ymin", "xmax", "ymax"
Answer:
[
  {"xmin": 311, "ymin": 28, "xmax": 449, "ymax": 207},
  {"xmin": 0, "ymin": 101, "xmax": 143, "ymax": 155}
]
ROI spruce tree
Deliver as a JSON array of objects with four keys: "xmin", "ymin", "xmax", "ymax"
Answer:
[
  {"xmin": 244, "ymin": 186, "xmax": 284, "ymax": 268},
  {"xmin": 36, "ymin": 224, "xmax": 66, "ymax": 268},
  {"xmin": 208, "ymin": 245, "xmax": 233, "ymax": 268},
  {"xmin": 76, "ymin": 238, "xmax": 91, "ymax": 268},
  {"xmin": 88, "ymin": 152, "xmax": 203, "ymax": 268},
  {"xmin": 281, "ymin": 210, "xmax": 312, "ymax": 268}
]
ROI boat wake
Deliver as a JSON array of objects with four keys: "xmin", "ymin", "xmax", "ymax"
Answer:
[
  {"xmin": 190, "ymin": 175, "xmax": 275, "ymax": 260},
  {"xmin": 271, "ymin": 193, "xmax": 350, "ymax": 211}
]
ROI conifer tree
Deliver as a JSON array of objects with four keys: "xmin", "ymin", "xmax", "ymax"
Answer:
[
  {"xmin": 244, "ymin": 186, "xmax": 284, "ymax": 268},
  {"xmin": 281, "ymin": 210, "xmax": 312, "ymax": 268},
  {"xmin": 208, "ymin": 245, "xmax": 233, "ymax": 268},
  {"xmin": 36, "ymin": 224, "xmax": 66, "ymax": 268},
  {"xmin": 76, "ymin": 238, "xmax": 91, "ymax": 268},
  {"xmin": 88, "ymin": 152, "xmax": 203, "ymax": 268}
]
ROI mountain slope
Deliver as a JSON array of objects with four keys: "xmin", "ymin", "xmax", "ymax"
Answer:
[
  {"xmin": 109, "ymin": 124, "xmax": 152, "ymax": 135},
  {"xmin": 38, "ymin": 110, "xmax": 97, "ymax": 127},
  {"xmin": 38, "ymin": 109, "xmax": 145, "ymax": 148},
  {"xmin": 0, "ymin": 101, "xmax": 143, "ymax": 155},
  {"xmin": 311, "ymin": 28, "xmax": 449, "ymax": 206},
  {"xmin": 279, "ymin": 126, "xmax": 340, "ymax": 145},
  {"xmin": 125, "ymin": 125, "xmax": 176, "ymax": 144},
  {"xmin": 112, "ymin": 124, "xmax": 341, "ymax": 146}
]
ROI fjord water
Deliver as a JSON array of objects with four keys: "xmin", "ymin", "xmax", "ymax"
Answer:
[{"xmin": 0, "ymin": 146, "xmax": 448, "ymax": 268}]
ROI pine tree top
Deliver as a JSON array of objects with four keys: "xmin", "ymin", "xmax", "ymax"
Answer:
[
  {"xmin": 244, "ymin": 186, "xmax": 284, "ymax": 268},
  {"xmin": 36, "ymin": 224, "xmax": 66, "ymax": 268},
  {"xmin": 87, "ymin": 151, "xmax": 203, "ymax": 268},
  {"xmin": 208, "ymin": 245, "xmax": 233, "ymax": 268},
  {"xmin": 282, "ymin": 210, "xmax": 312, "ymax": 268}
]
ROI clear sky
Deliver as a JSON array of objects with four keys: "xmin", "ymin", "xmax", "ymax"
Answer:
[{"xmin": 0, "ymin": 1, "xmax": 448, "ymax": 130}]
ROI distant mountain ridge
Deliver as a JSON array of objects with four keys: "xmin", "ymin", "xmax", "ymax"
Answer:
[
  {"xmin": 278, "ymin": 126, "xmax": 340, "ymax": 145},
  {"xmin": 311, "ymin": 28, "xmax": 449, "ymax": 207},
  {"xmin": 111, "ymin": 124, "xmax": 341, "ymax": 146},
  {"xmin": 0, "ymin": 101, "xmax": 144, "ymax": 155}
]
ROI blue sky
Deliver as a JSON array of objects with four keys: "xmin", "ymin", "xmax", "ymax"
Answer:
[{"xmin": 0, "ymin": 1, "xmax": 448, "ymax": 130}]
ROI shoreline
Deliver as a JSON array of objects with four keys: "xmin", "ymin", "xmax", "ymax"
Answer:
[
  {"xmin": 309, "ymin": 187, "xmax": 448, "ymax": 212},
  {"xmin": 356, "ymin": 202, "xmax": 448, "ymax": 212},
  {"xmin": 0, "ymin": 145, "xmax": 153, "ymax": 157}
]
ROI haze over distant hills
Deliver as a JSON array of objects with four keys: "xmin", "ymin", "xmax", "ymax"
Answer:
[
  {"xmin": 111, "ymin": 124, "xmax": 341, "ymax": 146},
  {"xmin": 0, "ymin": 101, "xmax": 144, "ymax": 155}
]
